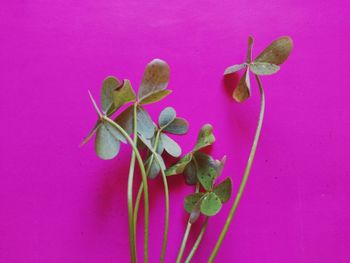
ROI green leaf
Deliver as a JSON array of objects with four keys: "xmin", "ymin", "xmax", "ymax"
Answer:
[
  {"xmin": 165, "ymin": 154, "xmax": 192, "ymax": 176},
  {"xmin": 80, "ymin": 120, "xmax": 101, "ymax": 146},
  {"xmin": 112, "ymin": 79, "xmax": 136, "ymax": 109},
  {"xmin": 159, "ymin": 107, "xmax": 176, "ymax": 128},
  {"xmin": 160, "ymin": 133, "xmax": 181, "ymax": 157},
  {"xmin": 184, "ymin": 193, "xmax": 205, "ymax": 213},
  {"xmin": 95, "ymin": 122, "xmax": 121, "ymax": 160},
  {"xmin": 137, "ymin": 106, "xmax": 155, "ymax": 139},
  {"xmin": 200, "ymin": 192, "xmax": 222, "ymax": 216},
  {"xmin": 103, "ymin": 121, "xmax": 126, "ymax": 144},
  {"xmin": 246, "ymin": 36, "xmax": 254, "ymax": 63},
  {"xmin": 139, "ymin": 90, "xmax": 172, "ymax": 105},
  {"xmin": 146, "ymin": 153, "xmax": 166, "ymax": 179},
  {"xmin": 101, "ymin": 76, "xmax": 121, "ymax": 114},
  {"xmin": 194, "ymin": 124, "xmax": 215, "ymax": 151},
  {"xmin": 138, "ymin": 59, "xmax": 170, "ymax": 101},
  {"xmin": 114, "ymin": 105, "xmax": 134, "ymax": 135},
  {"xmin": 138, "ymin": 134, "xmax": 153, "ymax": 151},
  {"xmin": 233, "ymin": 68, "xmax": 251, "ymax": 102},
  {"xmin": 114, "ymin": 105, "xmax": 155, "ymax": 139},
  {"xmin": 213, "ymin": 178, "xmax": 232, "ymax": 203},
  {"xmin": 184, "ymin": 161, "xmax": 197, "ymax": 185},
  {"xmin": 163, "ymin": 118, "xmax": 189, "ymax": 135},
  {"xmin": 250, "ymin": 62, "xmax": 280, "ymax": 75},
  {"xmin": 224, "ymin": 63, "xmax": 247, "ymax": 75},
  {"xmin": 195, "ymin": 152, "xmax": 217, "ymax": 191},
  {"xmin": 255, "ymin": 36, "xmax": 293, "ymax": 65}
]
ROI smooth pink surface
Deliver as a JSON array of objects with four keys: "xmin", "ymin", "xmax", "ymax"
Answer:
[{"xmin": 1, "ymin": 0, "xmax": 349, "ymax": 262}]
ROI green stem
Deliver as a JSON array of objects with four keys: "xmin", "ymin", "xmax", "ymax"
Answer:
[
  {"xmin": 176, "ymin": 221, "xmax": 192, "ymax": 263},
  {"xmin": 102, "ymin": 116, "xmax": 150, "ymax": 263},
  {"xmin": 132, "ymin": 130, "xmax": 170, "ymax": 263},
  {"xmin": 176, "ymin": 183, "xmax": 200, "ymax": 263},
  {"xmin": 184, "ymin": 217, "xmax": 209, "ymax": 263},
  {"xmin": 127, "ymin": 103, "xmax": 138, "ymax": 263},
  {"xmin": 208, "ymin": 74, "xmax": 265, "ymax": 262},
  {"xmin": 133, "ymin": 131, "xmax": 161, "ymax": 235}
]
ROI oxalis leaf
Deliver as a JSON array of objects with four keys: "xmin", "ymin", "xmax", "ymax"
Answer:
[
  {"xmin": 224, "ymin": 63, "xmax": 246, "ymax": 75},
  {"xmin": 163, "ymin": 118, "xmax": 189, "ymax": 135},
  {"xmin": 139, "ymin": 90, "xmax": 172, "ymax": 105},
  {"xmin": 195, "ymin": 152, "xmax": 217, "ymax": 191},
  {"xmin": 158, "ymin": 107, "xmax": 176, "ymax": 128},
  {"xmin": 233, "ymin": 68, "xmax": 251, "ymax": 102},
  {"xmin": 136, "ymin": 106, "xmax": 155, "ymax": 139},
  {"xmin": 138, "ymin": 59, "xmax": 170, "ymax": 101},
  {"xmin": 184, "ymin": 192, "xmax": 205, "ymax": 213},
  {"xmin": 255, "ymin": 36, "xmax": 293, "ymax": 65},
  {"xmin": 112, "ymin": 79, "xmax": 136, "ymax": 109},
  {"xmin": 95, "ymin": 122, "xmax": 121, "ymax": 160},
  {"xmin": 184, "ymin": 161, "xmax": 197, "ymax": 185},
  {"xmin": 213, "ymin": 178, "xmax": 232, "ymax": 203},
  {"xmin": 194, "ymin": 124, "xmax": 215, "ymax": 151},
  {"xmin": 114, "ymin": 105, "xmax": 155, "ymax": 139},
  {"xmin": 165, "ymin": 154, "xmax": 192, "ymax": 176},
  {"xmin": 250, "ymin": 62, "xmax": 280, "ymax": 75},
  {"xmin": 160, "ymin": 133, "xmax": 181, "ymax": 157},
  {"xmin": 200, "ymin": 192, "xmax": 222, "ymax": 216},
  {"xmin": 101, "ymin": 76, "xmax": 121, "ymax": 114}
]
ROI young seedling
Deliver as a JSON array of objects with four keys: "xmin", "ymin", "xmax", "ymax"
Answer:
[
  {"xmin": 81, "ymin": 36, "xmax": 293, "ymax": 263},
  {"xmin": 82, "ymin": 59, "xmax": 173, "ymax": 263},
  {"xmin": 208, "ymin": 36, "xmax": 293, "ymax": 262},
  {"xmin": 166, "ymin": 124, "xmax": 232, "ymax": 262},
  {"xmin": 132, "ymin": 106, "xmax": 189, "ymax": 262}
]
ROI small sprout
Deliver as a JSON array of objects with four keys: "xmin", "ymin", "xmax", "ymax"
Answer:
[{"xmin": 224, "ymin": 36, "xmax": 293, "ymax": 102}]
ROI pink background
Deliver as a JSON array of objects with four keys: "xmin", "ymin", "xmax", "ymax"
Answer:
[{"xmin": 1, "ymin": 0, "xmax": 349, "ymax": 262}]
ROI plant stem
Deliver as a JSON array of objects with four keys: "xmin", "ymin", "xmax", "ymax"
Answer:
[
  {"xmin": 127, "ymin": 103, "xmax": 138, "ymax": 263},
  {"xmin": 184, "ymin": 217, "xmax": 209, "ymax": 263},
  {"xmin": 132, "ymin": 130, "xmax": 170, "ymax": 263},
  {"xmin": 133, "ymin": 131, "xmax": 161, "ymax": 235},
  {"xmin": 208, "ymin": 74, "xmax": 265, "ymax": 262},
  {"xmin": 176, "ymin": 183, "xmax": 200, "ymax": 263},
  {"xmin": 176, "ymin": 221, "xmax": 192, "ymax": 263},
  {"xmin": 102, "ymin": 116, "xmax": 150, "ymax": 263}
]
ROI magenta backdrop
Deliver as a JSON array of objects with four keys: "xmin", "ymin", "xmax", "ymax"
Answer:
[{"xmin": 1, "ymin": 0, "xmax": 349, "ymax": 262}]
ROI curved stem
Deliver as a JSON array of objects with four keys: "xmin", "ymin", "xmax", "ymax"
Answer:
[
  {"xmin": 132, "ymin": 130, "xmax": 170, "ymax": 263},
  {"xmin": 184, "ymin": 217, "xmax": 209, "ymax": 263},
  {"xmin": 133, "ymin": 183, "xmax": 143, "ymax": 234},
  {"xmin": 159, "ymin": 156, "xmax": 170, "ymax": 263},
  {"xmin": 208, "ymin": 74, "xmax": 265, "ymax": 262},
  {"xmin": 127, "ymin": 103, "xmax": 138, "ymax": 263},
  {"xmin": 176, "ymin": 183, "xmax": 200, "ymax": 263},
  {"xmin": 133, "ymin": 131, "xmax": 161, "ymax": 235},
  {"xmin": 102, "ymin": 116, "xmax": 150, "ymax": 263}
]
